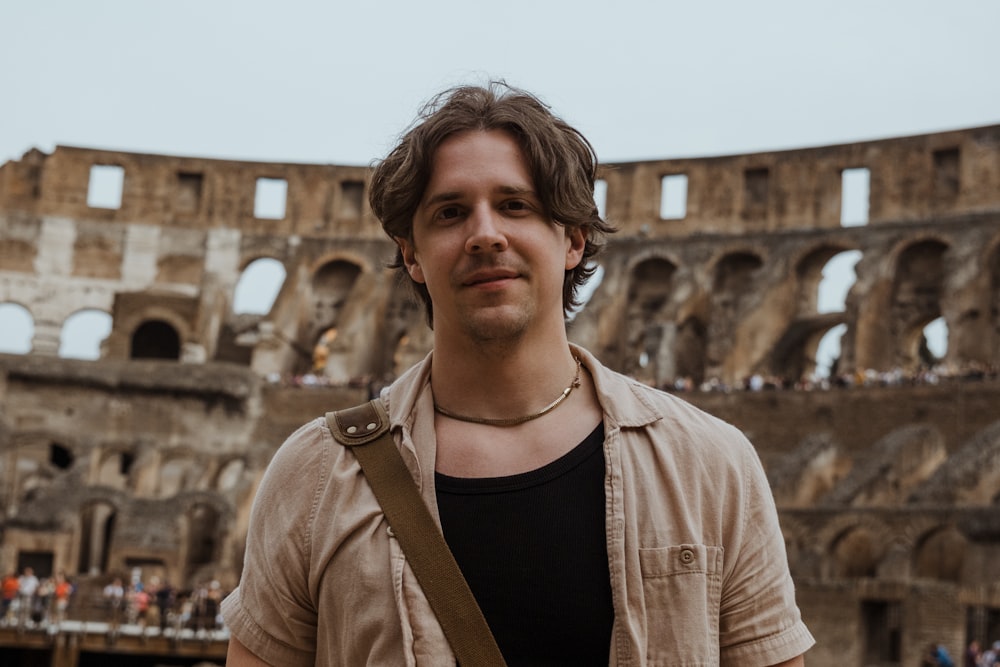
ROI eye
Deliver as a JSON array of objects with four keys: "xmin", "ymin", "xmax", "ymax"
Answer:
[
  {"xmin": 435, "ymin": 205, "xmax": 463, "ymax": 222},
  {"xmin": 502, "ymin": 199, "xmax": 532, "ymax": 215}
]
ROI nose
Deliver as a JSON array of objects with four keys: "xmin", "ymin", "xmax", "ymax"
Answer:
[{"xmin": 465, "ymin": 204, "xmax": 508, "ymax": 254}]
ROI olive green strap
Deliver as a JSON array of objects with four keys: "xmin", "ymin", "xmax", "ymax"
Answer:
[{"xmin": 326, "ymin": 400, "xmax": 507, "ymax": 667}]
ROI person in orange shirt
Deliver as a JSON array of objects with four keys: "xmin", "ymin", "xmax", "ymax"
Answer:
[
  {"xmin": 53, "ymin": 572, "xmax": 73, "ymax": 624},
  {"xmin": 1, "ymin": 572, "xmax": 19, "ymax": 623}
]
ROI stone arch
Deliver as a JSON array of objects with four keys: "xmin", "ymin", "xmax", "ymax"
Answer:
[
  {"xmin": 97, "ymin": 448, "xmax": 136, "ymax": 490},
  {"xmin": 78, "ymin": 499, "xmax": 120, "ymax": 575},
  {"xmin": 621, "ymin": 256, "xmax": 678, "ymax": 381},
  {"xmin": 792, "ymin": 243, "xmax": 860, "ymax": 317},
  {"xmin": 707, "ymin": 250, "xmax": 765, "ymax": 378},
  {"xmin": 913, "ymin": 524, "xmax": 966, "ymax": 582},
  {"xmin": 233, "ymin": 257, "xmax": 287, "ymax": 315},
  {"xmin": 215, "ymin": 457, "xmax": 245, "ymax": 492},
  {"xmin": 815, "ymin": 513, "xmax": 895, "ymax": 580},
  {"xmin": 130, "ymin": 319, "xmax": 182, "ymax": 359},
  {"xmin": 890, "ymin": 238, "xmax": 950, "ymax": 369},
  {"xmin": 158, "ymin": 451, "xmax": 203, "ymax": 498},
  {"xmin": 307, "ymin": 259, "xmax": 362, "ymax": 344},
  {"xmin": 182, "ymin": 499, "xmax": 228, "ymax": 581},
  {"xmin": 59, "ymin": 307, "xmax": 113, "ymax": 360},
  {"xmin": 830, "ymin": 525, "xmax": 883, "ymax": 578},
  {"xmin": 673, "ymin": 316, "xmax": 707, "ymax": 386},
  {"xmin": 0, "ymin": 301, "xmax": 34, "ymax": 354}
]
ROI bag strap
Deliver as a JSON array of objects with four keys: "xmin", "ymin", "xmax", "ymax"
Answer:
[{"xmin": 326, "ymin": 400, "xmax": 507, "ymax": 667}]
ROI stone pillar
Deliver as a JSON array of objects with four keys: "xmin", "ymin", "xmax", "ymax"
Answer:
[
  {"xmin": 121, "ymin": 224, "xmax": 161, "ymax": 287},
  {"xmin": 33, "ymin": 216, "xmax": 77, "ymax": 277},
  {"xmin": 31, "ymin": 319, "xmax": 62, "ymax": 356},
  {"xmin": 49, "ymin": 634, "xmax": 80, "ymax": 667},
  {"xmin": 204, "ymin": 227, "xmax": 242, "ymax": 290}
]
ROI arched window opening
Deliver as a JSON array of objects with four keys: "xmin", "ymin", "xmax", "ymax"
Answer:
[
  {"xmin": 831, "ymin": 527, "xmax": 881, "ymax": 579},
  {"xmin": 59, "ymin": 309, "xmax": 113, "ymax": 360},
  {"xmin": 130, "ymin": 320, "xmax": 181, "ymax": 360},
  {"xmin": 49, "ymin": 443, "xmax": 74, "ymax": 470},
  {"xmin": 674, "ymin": 317, "xmax": 707, "ymax": 387},
  {"xmin": 216, "ymin": 459, "xmax": 244, "ymax": 492},
  {"xmin": 922, "ymin": 317, "xmax": 949, "ymax": 362},
  {"xmin": 815, "ymin": 324, "xmax": 847, "ymax": 379},
  {"xmin": 310, "ymin": 260, "xmax": 362, "ymax": 334},
  {"xmin": 233, "ymin": 258, "xmax": 286, "ymax": 315},
  {"xmin": 79, "ymin": 502, "xmax": 117, "ymax": 575},
  {"xmin": 625, "ymin": 259, "xmax": 677, "ymax": 378},
  {"xmin": 0, "ymin": 303, "xmax": 34, "ymax": 354},
  {"xmin": 892, "ymin": 241, "xmax": 947, "ymax": 369},
  {"xmin": 914, "ymin": 526, "xmax": 966, "ymax": 582},
  {"xmin": 187, "ymin": 504, "xmax": 221, "ymax": 571},
  {"xmin": 159, "ymin": 458, "xmax": 197, "ymax": 498},
  {"xmin": 818, "ymin": 251, "xmax": 862, "ymax": 314},
  {"xmin": 98, "ymin": 452, "xmax": 132, "ymax": 489}
]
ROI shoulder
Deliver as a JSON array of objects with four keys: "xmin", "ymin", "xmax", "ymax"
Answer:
[
  {"xmin": 251, "ymin": 417, "xmax": 357, "ymax": 524},
  {"xmin": 587, "ymin": 355, "xmax": 749, "ymax": 453},
  {"xmin": 263, "ymin": 418, "xmax": 333, "ymax": 477}
]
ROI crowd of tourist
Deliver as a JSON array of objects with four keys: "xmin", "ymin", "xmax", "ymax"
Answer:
[
  {"xmin": 666, "ymin": 361, "xmax": 1000, "ymax": 394},
  {"xmin": 1, "ymin": 566, "xmax": 227, "ymax": 634},
  {"xmin": 264, "ymin": 360, "xmax": 999, "ymax": 395},
  {"xmin": 923, "ymin": 640, "xmax": 1000, "ymax": 666},
  {"xmin": 1, "ymin": 567, "xmax": 72, "ymax": 627}
]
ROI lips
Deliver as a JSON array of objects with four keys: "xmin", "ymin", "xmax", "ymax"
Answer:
[{"xmin": 461, "ymin": 268, "xmax": 520, "ymax": 286}]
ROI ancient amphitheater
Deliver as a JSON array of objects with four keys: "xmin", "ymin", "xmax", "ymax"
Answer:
[{"xmin": 1, "ymin": 123, "xmax": 998, "ymax": 666}]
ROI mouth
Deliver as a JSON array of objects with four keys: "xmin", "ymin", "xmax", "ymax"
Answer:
[{"xmin": 461, "ymin": 269, "xmax": 520, "ymax": 287}]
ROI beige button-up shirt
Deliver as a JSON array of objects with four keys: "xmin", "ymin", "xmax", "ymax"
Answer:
[{"xmin": 222, "ymin": 346, "xmax": 815, "ymax": 665}]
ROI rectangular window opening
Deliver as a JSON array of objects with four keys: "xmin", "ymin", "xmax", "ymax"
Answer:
[
  {"xmin": 841, "ymin": 167, "xmax": 870, "ymax": 227},
  {"xmin": 933, "ymin": 147, "xmax": 960, "ymax": 198},
  {"xmin": 254, "ymin": 177, "xmax": 288, "ymax": 219},
  {"xmin": 175, "ymin": 172, "xmax": 203, "ymax": 214},
  {"xmin": 862, "ymin": 599, "xmax": 901, "ymax": 664},
  {"xmin": 339, "ymin": 180, "xmax": 365, "ymax": 218},
  {"xmin": 593, "ymin": 178, "xmax": 608, "ymax": 220},
  {"xmin": 87, "ymin": 164, "xmax": 125, "ymax": 209},
  {"xmin": 743, "ymin": 167, "xmax": 769, "ymax": 218},
  {"xmin": 660, "ymin": 174, "xmax": 688, "ymax": 220}
]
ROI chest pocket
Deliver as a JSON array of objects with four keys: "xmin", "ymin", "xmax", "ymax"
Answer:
[{"xmin": 639, "ymin": 544, "xmax": 723, "ymax": 665}]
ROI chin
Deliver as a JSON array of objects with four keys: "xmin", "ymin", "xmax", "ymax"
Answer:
[{"xmin": 459, "ymin": 307, "xmax": 532, "ymax": 343}]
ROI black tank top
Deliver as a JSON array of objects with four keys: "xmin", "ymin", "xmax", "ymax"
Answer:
[{"xmin": 435, "ymin": 423, "xmax": 612, "ymax": 666}]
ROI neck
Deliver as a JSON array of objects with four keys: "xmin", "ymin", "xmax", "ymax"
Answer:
[{"xmin": 429, "ymin": 336, "xmax": 578, "ymax": 422}]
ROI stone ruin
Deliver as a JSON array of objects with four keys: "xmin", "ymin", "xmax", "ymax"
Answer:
[{"xmin": 1, "ymin": 123, "xmax": 999, "ymax": 665}]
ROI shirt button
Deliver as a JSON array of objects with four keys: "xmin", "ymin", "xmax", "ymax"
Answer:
[{"xmin": 680, "ymin": 548, "xmax": 695, "ymax": 565}]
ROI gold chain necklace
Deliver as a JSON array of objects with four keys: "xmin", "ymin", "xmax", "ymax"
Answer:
[{"xmin": 433, "ymin": 357, "xmax": 583, "ymax": 427}]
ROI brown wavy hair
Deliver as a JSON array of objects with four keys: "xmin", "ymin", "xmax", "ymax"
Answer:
[{"xmin": 369, "ymin": 81, "xmax": 616, "ymax": 325}]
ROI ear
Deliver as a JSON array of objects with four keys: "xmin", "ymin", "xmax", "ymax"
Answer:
[
  {"xmin": 564, "ymin": 226, "xmax": 586, "ymax": 271},
  {"xmin": 395, "ymin": 236, "xmax": 425, "ymax": 284}
]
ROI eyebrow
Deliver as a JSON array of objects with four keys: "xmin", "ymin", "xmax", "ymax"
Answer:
[{"xmin": 421, "ymin": 185, "xmax": 538, "ymax": 210}]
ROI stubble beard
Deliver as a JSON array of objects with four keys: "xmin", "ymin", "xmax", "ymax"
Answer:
[{"xmin": 458, "ymin": 300, "xmax": 533, "ymax": 350}]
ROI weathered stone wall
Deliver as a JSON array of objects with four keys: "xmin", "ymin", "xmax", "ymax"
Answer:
[{"xmin": 2, "ymin": 124, "xmax": 1000, "ymax": 664}]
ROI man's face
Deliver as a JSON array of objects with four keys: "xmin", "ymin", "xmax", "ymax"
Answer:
[{"xmin": 397, "ymin": 129, "xmax": 585, "ymax": 346}]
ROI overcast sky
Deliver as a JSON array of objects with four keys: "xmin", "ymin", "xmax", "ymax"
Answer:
[
  {"xmin": 1, "ymin": 0, "xmax": 996, "ymax": 367},
  {"xmin": 2, "ymin": 0, "xmax": 998, "ymax": 168}
]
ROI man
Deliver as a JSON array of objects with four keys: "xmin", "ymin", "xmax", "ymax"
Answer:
[
  {"xmin": 16, "ymin": 566, "xmax": 39, "ymax": 626},
  {"xmin": 223, "ymin": 82, "xmax": 814, "ymax": 665}
]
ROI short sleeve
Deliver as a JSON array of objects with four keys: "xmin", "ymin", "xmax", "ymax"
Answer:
[
  {"xmin": 718, "ymin": 440, "xmax": 815, "ymax": 664},
  {"xmin": 221, "ymin": 419, "xmax": 330, "ymax": 666}
]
